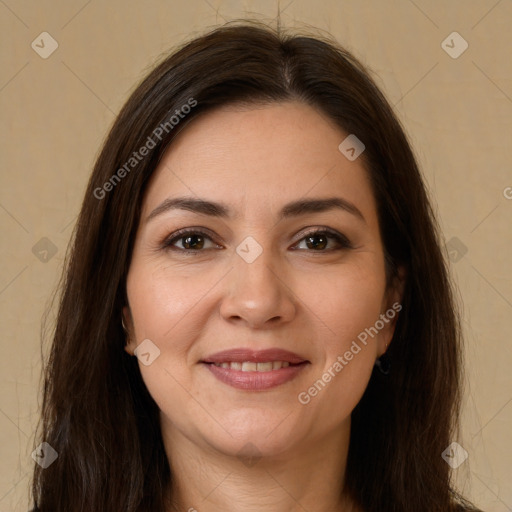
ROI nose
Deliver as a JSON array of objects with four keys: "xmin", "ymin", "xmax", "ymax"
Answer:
[{"xmin": 219, "ymin": 247, "xmax": 297, "ymax": 329}]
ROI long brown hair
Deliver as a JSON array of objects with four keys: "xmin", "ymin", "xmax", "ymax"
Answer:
[{"xmin": 31, "ymin": 20, "xmax": 481, "ymax": 511}]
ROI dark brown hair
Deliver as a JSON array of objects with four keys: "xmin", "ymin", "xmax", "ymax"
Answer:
[{"xmin": 31, "ymin": 20, "xmax": 481, "ymax": 512}]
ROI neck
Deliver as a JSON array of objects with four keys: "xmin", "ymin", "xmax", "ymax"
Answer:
[{"xmin": 161, "ymin": 416, "xmax": 358, "ymax": 512}]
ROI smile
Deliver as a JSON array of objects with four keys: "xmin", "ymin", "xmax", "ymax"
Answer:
[
  {"xmin": 211, "ymin": 361, "xmax": 291, "ymax": 371},
  {"xmin": 201, "ymin": 347, "xmax": 310, "ymax": 390}
]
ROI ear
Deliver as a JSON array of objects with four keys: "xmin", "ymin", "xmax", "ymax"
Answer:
[
  {"xmin": 379, "ymin": 265, "xmax": 407, "ymax": 356},
  {"xmin": 122, "ymin": 305, "xmax": 136, "ymax": 356}
]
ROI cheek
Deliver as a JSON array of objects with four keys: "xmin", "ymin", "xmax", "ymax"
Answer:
[
  {"xmin": 127, "ymin": 262, "xmax": 211, "ymax": 349},
  {"xmin": 295, "ymin": 263, "xmax": 385, "ymax": 417},
  {"xmin": 126, "ymin": 265, "xmax": 210, "ymax": 429},
  {"xmin": 304, "ymin": 260, "xmax": 386, "ymax": 350}
]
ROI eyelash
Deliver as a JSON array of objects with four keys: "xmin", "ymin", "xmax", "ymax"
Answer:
[{"xmin": 160, "ymin": 227, "xmax": 353, "ymax": 255}]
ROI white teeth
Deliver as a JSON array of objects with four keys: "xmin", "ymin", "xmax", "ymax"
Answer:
[
  {"xmin": 212, "ymin": 361, "xmax": 293, "ymax": 371},
  {"xmin": 241, "ymin": 362, "xmax": 257, "ymax": 372},
  {"xmin": 256, "ymin": 362, "xmax": 273, "ymax": 372}
]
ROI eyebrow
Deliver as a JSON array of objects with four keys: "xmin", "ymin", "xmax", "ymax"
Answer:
[{"xmin": 145, "ymin": 196, "xmax": 366, "ymax": 224}]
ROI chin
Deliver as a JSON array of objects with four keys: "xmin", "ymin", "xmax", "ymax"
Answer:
[
  {"xmin": 213, "ymin": 434, "xmax": 300, "ymax": 463},
  {"xmin": 200, "ymin": 414, "xmax": 307, "ymax": 460}
]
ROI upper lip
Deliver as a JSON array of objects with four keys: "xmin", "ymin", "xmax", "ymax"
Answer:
[{"xmin": 202, "ymin": 348, "xmax": 308, "ymax": 364}]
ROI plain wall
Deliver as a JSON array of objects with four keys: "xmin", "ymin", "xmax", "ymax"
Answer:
[{"xmin": 0, "ymin": 1, "xmax": 510, "ymax": 510}]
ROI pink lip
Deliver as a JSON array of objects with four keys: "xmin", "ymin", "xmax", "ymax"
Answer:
[
  {"xmin": 204, "ymin": 362, "xmax": 309, "ymax": 390},
  {"xmin": 202, "ymin": 348, "xmax": 307, "ymax": 364},
  {"xmin": 201, "ymin": 348, "xmax": 310, "ymax": 391}
]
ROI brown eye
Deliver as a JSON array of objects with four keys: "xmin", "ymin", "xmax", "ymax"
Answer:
[
  {"xmin": 180, "ymin": 233, "xmax": 205, "ymax": 250},
  {"xmin": 305, "ymin": 233, "xmax": 328, "ymax": 250},
  {"xmin": 294, "ymin": 229, "xmax": 352, "ymax": 252},
  {"xmin": 162, "ymin": 229, "xmax": 220, "ymax": 252}
]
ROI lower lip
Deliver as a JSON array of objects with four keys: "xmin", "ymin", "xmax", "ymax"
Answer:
[{"xmin": 203, "ymin": 362, "xmax": 309, "ymax": 390}]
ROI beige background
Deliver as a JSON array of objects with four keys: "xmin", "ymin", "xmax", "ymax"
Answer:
[{"xmin": 0, "ymin": 1, "xmax": 511, "ymax": 511}]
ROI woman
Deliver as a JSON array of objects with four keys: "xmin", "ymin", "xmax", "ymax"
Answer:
[{"xmin": 30, "ymin": 20, "xmax": 482, "ymax": 512}]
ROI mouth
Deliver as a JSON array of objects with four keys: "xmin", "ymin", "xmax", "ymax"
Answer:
[
  {"xmin": 208, "ymin": 360, "xmax": 297, "ymax": 371},
  {"xmin": 201, "ymin": 348, "xmax": 310, "ymax": 390}
]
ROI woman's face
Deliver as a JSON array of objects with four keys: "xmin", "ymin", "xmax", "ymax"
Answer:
[{"xmin": 124, "ymin": 101, "xmax": 402, "ymax": 459}]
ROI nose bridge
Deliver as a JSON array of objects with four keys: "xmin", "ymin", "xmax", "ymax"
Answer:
[{"xmin": 219, "ymin": 235, "xmax": 295, "ymax": 326}]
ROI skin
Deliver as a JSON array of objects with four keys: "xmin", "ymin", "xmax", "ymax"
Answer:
[{"xmin": 123, "ymin": 101, "xmax": 404, "ymax": 512}]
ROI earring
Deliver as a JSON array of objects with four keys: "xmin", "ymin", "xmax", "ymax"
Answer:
[
  {"xmin": 375, "ymin": 343, "xmax": 391, "ymax": 375},
  {"xmin": 121, "ymin": 316, "xmax": 128, "ymax": 332}
]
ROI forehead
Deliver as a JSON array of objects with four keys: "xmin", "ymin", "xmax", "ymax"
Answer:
[{"xmin": 141, "ymin": 101, "xmax": 377, "ymax": 225}]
